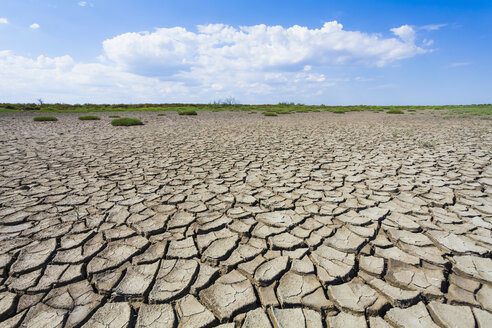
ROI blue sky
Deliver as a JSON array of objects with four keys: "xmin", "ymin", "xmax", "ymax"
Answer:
[{"xmin": 0, "ymin": 0, "xmax": 490, "ymax": 105}]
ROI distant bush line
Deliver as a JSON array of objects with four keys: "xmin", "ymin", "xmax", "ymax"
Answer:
[{"xmin": 1, "ymin": 102, "xmax": 490, "ymax": 119}]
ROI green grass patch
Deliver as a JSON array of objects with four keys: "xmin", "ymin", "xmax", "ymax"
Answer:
[
  {"xmin": 108, "ymin": 115, "xmax": 120, "ymax": 118},
  {"xmin": 111, "ymin": 118, "xmax": 143, "ymax": 126},
  {"xmin": 0, "ymin": 107, "xmax": 18, "ymax": 113},
  {"xmin": 387, "ymin": 109, "xmax": 404, "ymax": 114},
  {"xmin": 178, "ymin": 109, "xmax": 197, "ymax": 115},
  {"xmin": 263, "ymin": 111, "xmax": 278, "ymax": 117},
  {"xmin": 420, "ymin": 140, "xmax": 436, "ymax": 148},
  {"xmin": 445, "ymin": 107, "xmax": 492, "ymax": 119},
  {"xmin": 34, "ymin": 116, "xmax": 58, "ymax": 122},
  {"xmin": 157, "ymin": 113, "xmax": 166, "ymax": 116},
  {"xmin": 78, "ymin": 115, "xmax": 100, "ymax": 120}
]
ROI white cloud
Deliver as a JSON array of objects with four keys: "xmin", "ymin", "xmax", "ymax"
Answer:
[
  {"xmin": 0, "ymin": 22, "xmax": 430, "ymax": 103},
  {"xmin": 422, "ymin": 39, "xmax": 434, "ymax": 46},
  {"xmin": 0, "ymin": 17, "xmax": 8, "ymax": 24},
  {"xmin": 103, "ymin": 21, "xmax": 427, "ymax": 75},
  {"xmin": 78, "ymin": 1, "xmax": 94, "ymax": 7},
  {"xmin": 420, "ymin": 24, "xmax": 447, "ymax": 31},
  {"xmin": 0, "ymin": 50, "xmax": 189, "ymax": 103},
  {"xmin": 390, "ymin": 25, "xmax": 416, "ymax": 44},
  {"xmin": 449, "ymin": 62, "xmax": 472, "ymax": 68},
  {"xmin": 29, "ymin": 23, "xmax": 40, "ymax": 29}
]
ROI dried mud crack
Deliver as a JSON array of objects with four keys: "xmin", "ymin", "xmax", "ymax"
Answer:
[{"xmin": 0, "ymin": 110, "xmax": 491, "ymax": 327}]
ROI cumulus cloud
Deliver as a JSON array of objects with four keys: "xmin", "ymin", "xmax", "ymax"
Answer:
[
  {"xmin": 0, "ymin": 22, "xmax": 430, "ymax": 103},
  {"xmin": 390, "ymin": 25, "xmax": 416, "ymax": 43},
  {"xmin": 103, "ymin": 22, "xmax": 426, "ymax": 76},
  {"xmin": 0, "ymin": 17, "xmax": 8, "ymax": 24},
  {"xmin": 29, "ymin": 23, "xmax": 40, "ymax": 29},
  {"xmin": 0, "ymin": 50, "xmax": 189, "ymax": 103}
]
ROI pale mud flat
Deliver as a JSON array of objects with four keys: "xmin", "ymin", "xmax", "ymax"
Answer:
[{"xmin": 0, "ymin": 110, "xmax": 491, "ymax": 327}]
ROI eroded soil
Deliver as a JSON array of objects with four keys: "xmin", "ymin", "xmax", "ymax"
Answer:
[{"xmin": 0, "ymin": 111, "xmax": 491, "ymax": 327}]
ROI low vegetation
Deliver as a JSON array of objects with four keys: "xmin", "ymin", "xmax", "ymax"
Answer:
[
  {"xmin": 78, "ymin": 115, "xmax": 100, "ymax": 120},
  {"xmin": 263, "ymin": 111, "xmax": 278, "ymax": 116},
  {"xmin": 1, "ymin": 103, "xmax": 490, "ymax": 119},
  {"xmin": 420, "ymin": 140, "xmax": 436, "ymax": 148},
  {"xmin": 111, "ymin": 118, "xmax": 143, "ymax": 126},
  {"xmin": 178, "ymin": 109, "xmax": 197, "ymax": 115},
  {"xmin": 443, "ymin": 106, "xmax": 492, "ymax": 120},
  {"xmin": 108, "ymin": 115, "xmax": 120, "ymax": 118},
  {"xmin": 33, "ymin": 116, "xmax": 58, "ymax": 121}
]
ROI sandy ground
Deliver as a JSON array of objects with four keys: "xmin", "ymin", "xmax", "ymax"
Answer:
[{"xmin": 0, "ymin": 110, "xmax": 491, "ymax": 327}]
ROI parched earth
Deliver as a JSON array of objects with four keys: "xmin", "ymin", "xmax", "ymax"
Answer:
[{"xmin": 0, "ymin": 110, "xmax": 491, "ymax": 328}]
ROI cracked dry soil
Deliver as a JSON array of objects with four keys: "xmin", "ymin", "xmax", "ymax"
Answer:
[{"xmin": 0, "ymin": 110, "xmax": 491, "ymax": 328}]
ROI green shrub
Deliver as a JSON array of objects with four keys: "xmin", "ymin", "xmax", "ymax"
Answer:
[
  {"xmin": 109, "ymin": 115, "xmax": 120, "ymax": 118},
  {"xmin": 157, "ymin": 113, "xmax": 166, "ymax": 116},
  {"xmin": 78, "ymin": 115, "xmax": 100, "ymax": 120},
  {"xmin": 387, "ymin": 109, "xmax": 404, "ymax": 114},
  {"xmin": 332, "ymin": 109, "xmax": 346, "ymax": 114},
  {"xmin": 263, "ymin": 111, "xmax": 278, "ymax": 117},
  {"xmin": 420, "ymin": 140, "xmax": 436, "ymax": 148},
  {"xmin": 111, "ymin": 118, "xmax": 143, "ymax": 126},
  {"xmin": 178, "ymin": 109, "xmax": 197, "ymax": 115},
  {"xmin": 34, "ymin": 116, "xmax": 58, "ymax": 121}
]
